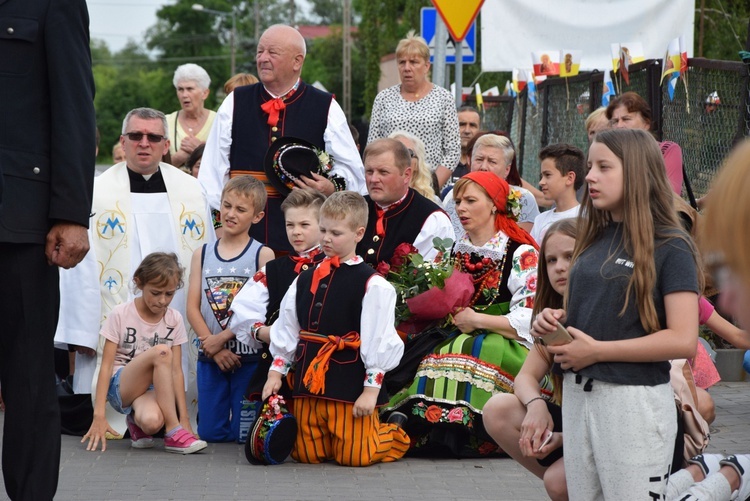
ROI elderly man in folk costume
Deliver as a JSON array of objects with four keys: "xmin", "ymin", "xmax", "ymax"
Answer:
[
  {"xmin": 199, "ymin": 24, "xmax": 365, "ymax": 253},
  {"xmin": 54, "ymin": 108, "xmax": 215, "ymax": 434}
]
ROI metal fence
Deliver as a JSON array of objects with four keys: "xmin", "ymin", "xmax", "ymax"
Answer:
[{"xmin": 466, "ymin": 57, "xmax": 750, "ymax": 201}]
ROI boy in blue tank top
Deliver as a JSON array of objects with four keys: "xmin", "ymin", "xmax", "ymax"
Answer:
[{"xmin": 187, "ymin": 176, "xmax": 275, "ymax": 442}]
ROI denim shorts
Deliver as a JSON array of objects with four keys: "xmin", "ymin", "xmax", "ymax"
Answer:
[
  {"xmin": 106, "ymin": 367, "xmax": 154, "ymax": 415},
  {"xmin": 106, "ymin": 367, "xmax": 131, "ymax": 415}
]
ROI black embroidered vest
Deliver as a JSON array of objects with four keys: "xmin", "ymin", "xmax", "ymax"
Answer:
[
  {"xmin": 357, "ymin": 188, "xmax": 445, "ymax": 266},
  {"xmin": 230, "ymin": 81, "xmax": 331, "ymax": 251},
  {"xmin": 293, "ymin": 263, "xmax": 386, "ymax": 404}
]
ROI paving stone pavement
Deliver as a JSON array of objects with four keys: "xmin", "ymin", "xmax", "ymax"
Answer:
[{"xmin": 1, "ymin": 381, "xmax": 749, "ymax": 500}]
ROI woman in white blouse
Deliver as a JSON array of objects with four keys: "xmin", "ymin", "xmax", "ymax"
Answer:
[{"xmin": 367, "ymin": 31, "xmax": 460, "ymax": 190}]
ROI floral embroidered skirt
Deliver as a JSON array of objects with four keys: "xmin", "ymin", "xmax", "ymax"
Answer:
[{"xmin": 382, "ymin": 330, "xmax": 528, "ymax": 457}]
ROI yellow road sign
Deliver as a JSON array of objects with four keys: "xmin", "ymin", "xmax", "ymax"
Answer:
[{"xmin": 432, "ymin": 0, "xmax": 484, "ymax": 42}]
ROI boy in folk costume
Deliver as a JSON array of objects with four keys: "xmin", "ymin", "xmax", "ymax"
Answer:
[
  {"xmin": 262, "ymin": 191, "xmax": 409, "ymax": 466},
  {"xmin": 230, "ymin": 188, "xmax": 327, "ymax": 400}
]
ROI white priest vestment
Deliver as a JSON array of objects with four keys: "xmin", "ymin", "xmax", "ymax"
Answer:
[{"xmin": 55, "ymin": 162, "xmax": 214, "ymax": 434}]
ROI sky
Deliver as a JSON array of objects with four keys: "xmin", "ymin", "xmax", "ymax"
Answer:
[
  {"xmin": 87, "ymin": 0, "xmax": 172, "ymax": 53},
  {"xmin": 87, "ymin": 0, "xmax": 314, "ymax": 54}
]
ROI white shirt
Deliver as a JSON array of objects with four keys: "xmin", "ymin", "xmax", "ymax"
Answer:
[
  {"xmin": 530, "ymin": 204, "xmax": 580, "ymax": 245},
  {"xmin": 269, "ymin": 257, "xmax": 404, "ymax": 389},
  {"xmin": 411, "ymin": 211, "xmax": 456, "ymax": 261},
  {"xmin": 199, "ymin": 89, "xmax": 366, "ymax": 211},
  {"xmin": 229, "ymin": 246, "xmax": 321, "ymax": 346}
]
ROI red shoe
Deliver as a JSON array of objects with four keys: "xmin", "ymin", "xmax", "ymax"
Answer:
[
  {"xmin": 164, "ymin": 428, "xmax": 207, "ymax": 454},
  {"xmin": 126, "ymin": 413, "xmax": 154, "ymax": 449}
]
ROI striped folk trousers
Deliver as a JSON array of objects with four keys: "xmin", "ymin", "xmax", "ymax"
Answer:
[{"xmin": 293, "ymin": 397, "xmax": 410, "ymax": 466}]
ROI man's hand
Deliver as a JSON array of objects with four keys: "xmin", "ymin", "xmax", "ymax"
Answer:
[
  {"xmin": 46, "ymin": 222, "xmax": 89, "ymax": 268},
  {"xmin": 296, "ymin": 172, "xmax": 335, "ymax": 196}
]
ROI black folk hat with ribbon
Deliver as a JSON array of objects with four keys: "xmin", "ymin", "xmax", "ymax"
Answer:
[
  {"xmin": 263, "ymin": 136, "xmax": 335, "ymax": 196},
  {"xmin": 245, "ymin": 393, "xmax": 297, "ymax": 465}
]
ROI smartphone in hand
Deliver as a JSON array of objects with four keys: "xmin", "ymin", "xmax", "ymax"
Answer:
[
  {"xmin": 541, "ymin": 322, "xmax": 573, "ymax": 346},
  {"xmin": 537, "ymin": 429, "xmax": 553, "ymax": 453}
]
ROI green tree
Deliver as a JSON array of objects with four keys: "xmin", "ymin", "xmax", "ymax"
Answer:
[
  {"xmin": 696, "ymin": 0, "xmax": 749, "ymax": 60},
  {"xmin": 307, "ymin": 0, "xmax": 343, "ymax": 25},
  {"xmin": 301, "ymin": 28, "xmax": 367, "ymax": 119}
]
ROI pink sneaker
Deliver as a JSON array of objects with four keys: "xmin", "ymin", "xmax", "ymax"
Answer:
[
  {"xmin": 126, "ymin": 413, "xmax": 154, "ymax": 449},
  {"xmin": 164, "ymin": 428, "xmax": 207, "ymax": 454}
]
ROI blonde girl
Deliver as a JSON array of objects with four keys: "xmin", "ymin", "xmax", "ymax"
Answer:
[
  {"xmin": 533, "ymin": 128, "xmax": 702, "ymax": 499},
  {"xmin": 82, "ymin": 252, "xmax": 207, "ymax": 455},
  {"xmin": 484, "ymin": 218, "xmax": 576, "ymax": 501}
]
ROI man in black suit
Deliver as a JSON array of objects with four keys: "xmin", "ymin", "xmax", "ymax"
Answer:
[{"xmin": 0, "ymin": 0, "xmax": 96, "ymax": 499}]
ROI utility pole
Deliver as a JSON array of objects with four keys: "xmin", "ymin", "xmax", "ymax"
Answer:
[
  {"xmin": 254, "ymin": 0, "xmax": 260, "ymax": 43},
  {"xmin": 343, "ymin": 0, "xmax": 352, "ymax": 120},
  {"xmin": 289, "ymin": 0, "xmax": 296, "ymax": 26},
  {"xmin": 432, "ymin": 16, "xmax": 447, "ymax": 88}
]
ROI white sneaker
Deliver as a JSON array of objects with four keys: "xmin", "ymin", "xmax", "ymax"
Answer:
[
  {"xmin": 719, "ymin": 455, "xmax": 750, "ymax": 500},
  {"xmin": 687, "ymin": 453, "xmax": 724, "ymax": 477}
]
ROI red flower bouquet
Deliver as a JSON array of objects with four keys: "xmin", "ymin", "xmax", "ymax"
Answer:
[{"xmin": 381, "ymin": 238, "xmax": 474, "ymax": 336}]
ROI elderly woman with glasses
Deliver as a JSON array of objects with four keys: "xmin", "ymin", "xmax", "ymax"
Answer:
[
  {"xmin": 166, "ymin": 64, "xmax": 216, "ymax": 169},
  {"xmin": 367, "ymin": 31, "xmax": 460, "ymax": 190}
]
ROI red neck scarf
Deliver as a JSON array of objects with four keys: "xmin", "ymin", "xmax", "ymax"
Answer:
[
  {"xmin": 310, "ymin": 256, "xmax": 340, "ymax": 294},
  {"xmin": 260, "ymin": 84, "xmax": 298, "ymax": 127},
  {"xmin": 260, "ymin": 98, "xmax": 286, "ymax": 127},
  {"xmin": 290, "ymin": 248, "xmax": 321, "ymax": 274},
  {"xmin": 374, "ymin": 196, "xmax": 406, "ymax": 237},
  {"xmin": 462, "ymin": 171, "xmax": 539, "ymax": 250}
]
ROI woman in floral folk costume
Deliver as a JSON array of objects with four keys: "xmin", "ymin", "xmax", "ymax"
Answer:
[{"xmin": 384, "ymin": 171, "xmax": 539, "ymax": 457}]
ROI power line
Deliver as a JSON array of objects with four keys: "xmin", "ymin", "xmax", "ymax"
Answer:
[
  {"xmin": 93, "ymin": 54, "xmax": 233, "ymax": 64},
  {"xmin": 87, "ymin": 1, "xmax": 175, "ymax": 6}
]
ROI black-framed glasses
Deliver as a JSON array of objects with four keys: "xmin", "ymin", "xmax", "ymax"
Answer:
[
  {"xmin": 125, "ymin": 132, "xmax": 166, "ymax": 143},
  {"xmin": 407, "ymin": 148, "xmax": 417, "ymax": 159}
]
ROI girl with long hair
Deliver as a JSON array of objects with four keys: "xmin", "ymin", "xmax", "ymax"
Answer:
[
  {"xmin": 533, "ymin": 128, "xmax": 702, "ymax": 499},
  {"xmin": 484, "ymin": 218, "xmax": 576, "ymax": 500}
]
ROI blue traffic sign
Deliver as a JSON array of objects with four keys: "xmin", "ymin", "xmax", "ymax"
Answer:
[{"xmin": 420, "ymin": 7, "xmax": 476, "ymax": 65}]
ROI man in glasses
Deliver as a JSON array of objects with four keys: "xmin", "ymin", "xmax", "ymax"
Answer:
[
  {"xmin": 55, "ymin": 108, "xmax": 214, "ymax": 436},
  {"xmin": 0, "ymin": 1, "xmax": 95, "ymax": 499}
]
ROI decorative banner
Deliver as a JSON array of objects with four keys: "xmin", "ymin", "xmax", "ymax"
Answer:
[
  {"xmin": 662, "ymin": 36, "xmax": 688, "ymax": 101},
  {"xmin": 667, "ymin": 73, "xmax": 679, "ymax": 100},
  {"xmin": 505, "ymin": 80, "xmax": 516, "ymax": 98},
  {"xmin": 475, "ymin": 83, "xmax": 484, "ymax": 109},
  {"xmin": 602, "ymin": 71, "xmax": 615, "ymax": 107},
  {"xmin": 610, "ymin": 42, "xmax": 645, "ymax": 72},
  {"xmin": 559, "ymin": 50, "xmax": 582, "ymax": 77},
  {"xmin": 481, "ymin": 0, "xmax": 695, "ymax": 72},
  {"xmin": 527, "ymin": 74, "xmax": 538, "ymax": 106},
  {"xmin": 532, "ymin": 51, "xmax": 560, "ymax": 77},
  {"xmin": 483, "ymin": 86, "xmax": 500, "ymax": 96},
  {"xmin": 661, "ymin": 37, "xmax": 682, "ymax": 84},
  {"xmin": 512, "ymin": 68, "xmax": 530, "ymax": 93}
]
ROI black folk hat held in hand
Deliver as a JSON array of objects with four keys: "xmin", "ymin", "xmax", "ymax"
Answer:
[{"xmin": 263, "ymin": 136, "xmax": 335, "ymax": 196}]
